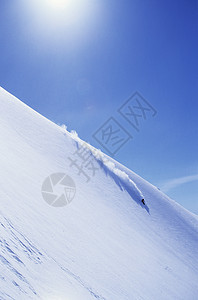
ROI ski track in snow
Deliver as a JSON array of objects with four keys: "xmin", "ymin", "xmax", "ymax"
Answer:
[
  {"xmin": 0, "ymin": 212, "xmax": 107, "ymax": 300},
  {"xmin": 0, "ymin": 213, "xmax": 41, "ymax": 298},
  {"xmin": 72, "ymin": 138, "xmax": 149, "ymax": 212}
]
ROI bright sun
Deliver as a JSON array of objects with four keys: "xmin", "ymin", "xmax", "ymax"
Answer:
[
  {"xmin": 19, "ymin": 0, "xmax": 102, "ymax": 48},
  {"xmin": 48, "ymin": 0, "xmax": 72, "ymax": 9}
]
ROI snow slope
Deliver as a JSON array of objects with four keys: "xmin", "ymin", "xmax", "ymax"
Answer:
[{"xmin": 0, "ymin": 86, "xmax": 198, "ymax": 300}]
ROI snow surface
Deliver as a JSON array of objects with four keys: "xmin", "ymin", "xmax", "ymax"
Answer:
[{"xmin": 0, "ymin": 86, "xmax": 198, "ymax": 300}]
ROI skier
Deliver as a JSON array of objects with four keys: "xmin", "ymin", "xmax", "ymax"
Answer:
[{"xmin": 141, "ymin": 199, "xmax": 145, "ymax": 205}]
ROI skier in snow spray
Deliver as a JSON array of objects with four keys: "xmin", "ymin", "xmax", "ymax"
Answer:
[{"xmin": 74, "ymin": 139, "xmax": 146, "ymax": 206}]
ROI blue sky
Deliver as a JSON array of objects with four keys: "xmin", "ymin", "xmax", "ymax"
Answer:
[{"xmin": 0, "ymin": 0, "xmax": 198, "ymax": 214}]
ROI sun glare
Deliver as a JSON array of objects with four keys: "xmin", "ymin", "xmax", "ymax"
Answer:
[
  {"xmin": 48, "ymin": 0, "xmax": 72, "ymax": 10},
  {"xmin": 18, "ymin": 0, "xmax": 103, "ymax": 49}
]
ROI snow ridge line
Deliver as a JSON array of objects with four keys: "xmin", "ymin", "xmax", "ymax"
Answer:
[{"xmin": 68, "ymin": 130, "xmax": 144, "ymax": 201}]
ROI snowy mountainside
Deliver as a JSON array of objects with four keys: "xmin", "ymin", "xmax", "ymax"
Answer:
[{"xmin": 0, "ymin": 87, "xmax": 198, "ymax": 300}]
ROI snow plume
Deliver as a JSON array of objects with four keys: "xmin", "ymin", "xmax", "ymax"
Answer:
[
  {"xmin": 100, "ymin": 159, "xmax": 145, "ymax": 201},
  {"xmin": 69, "ymin": 132, "xmax": 144, "ymax": 201},
  {"xmin": 60, "ymin": 124, "xmax": 67, "ymax": 131},
  {"xmin": 70, "ymin": 130, "xmax": 79, "ymax": 138}
]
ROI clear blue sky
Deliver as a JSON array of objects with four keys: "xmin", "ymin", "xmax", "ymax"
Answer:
[{"xmin": 0, "ymin": 0, "xmax": 198, "ymax": 213}]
